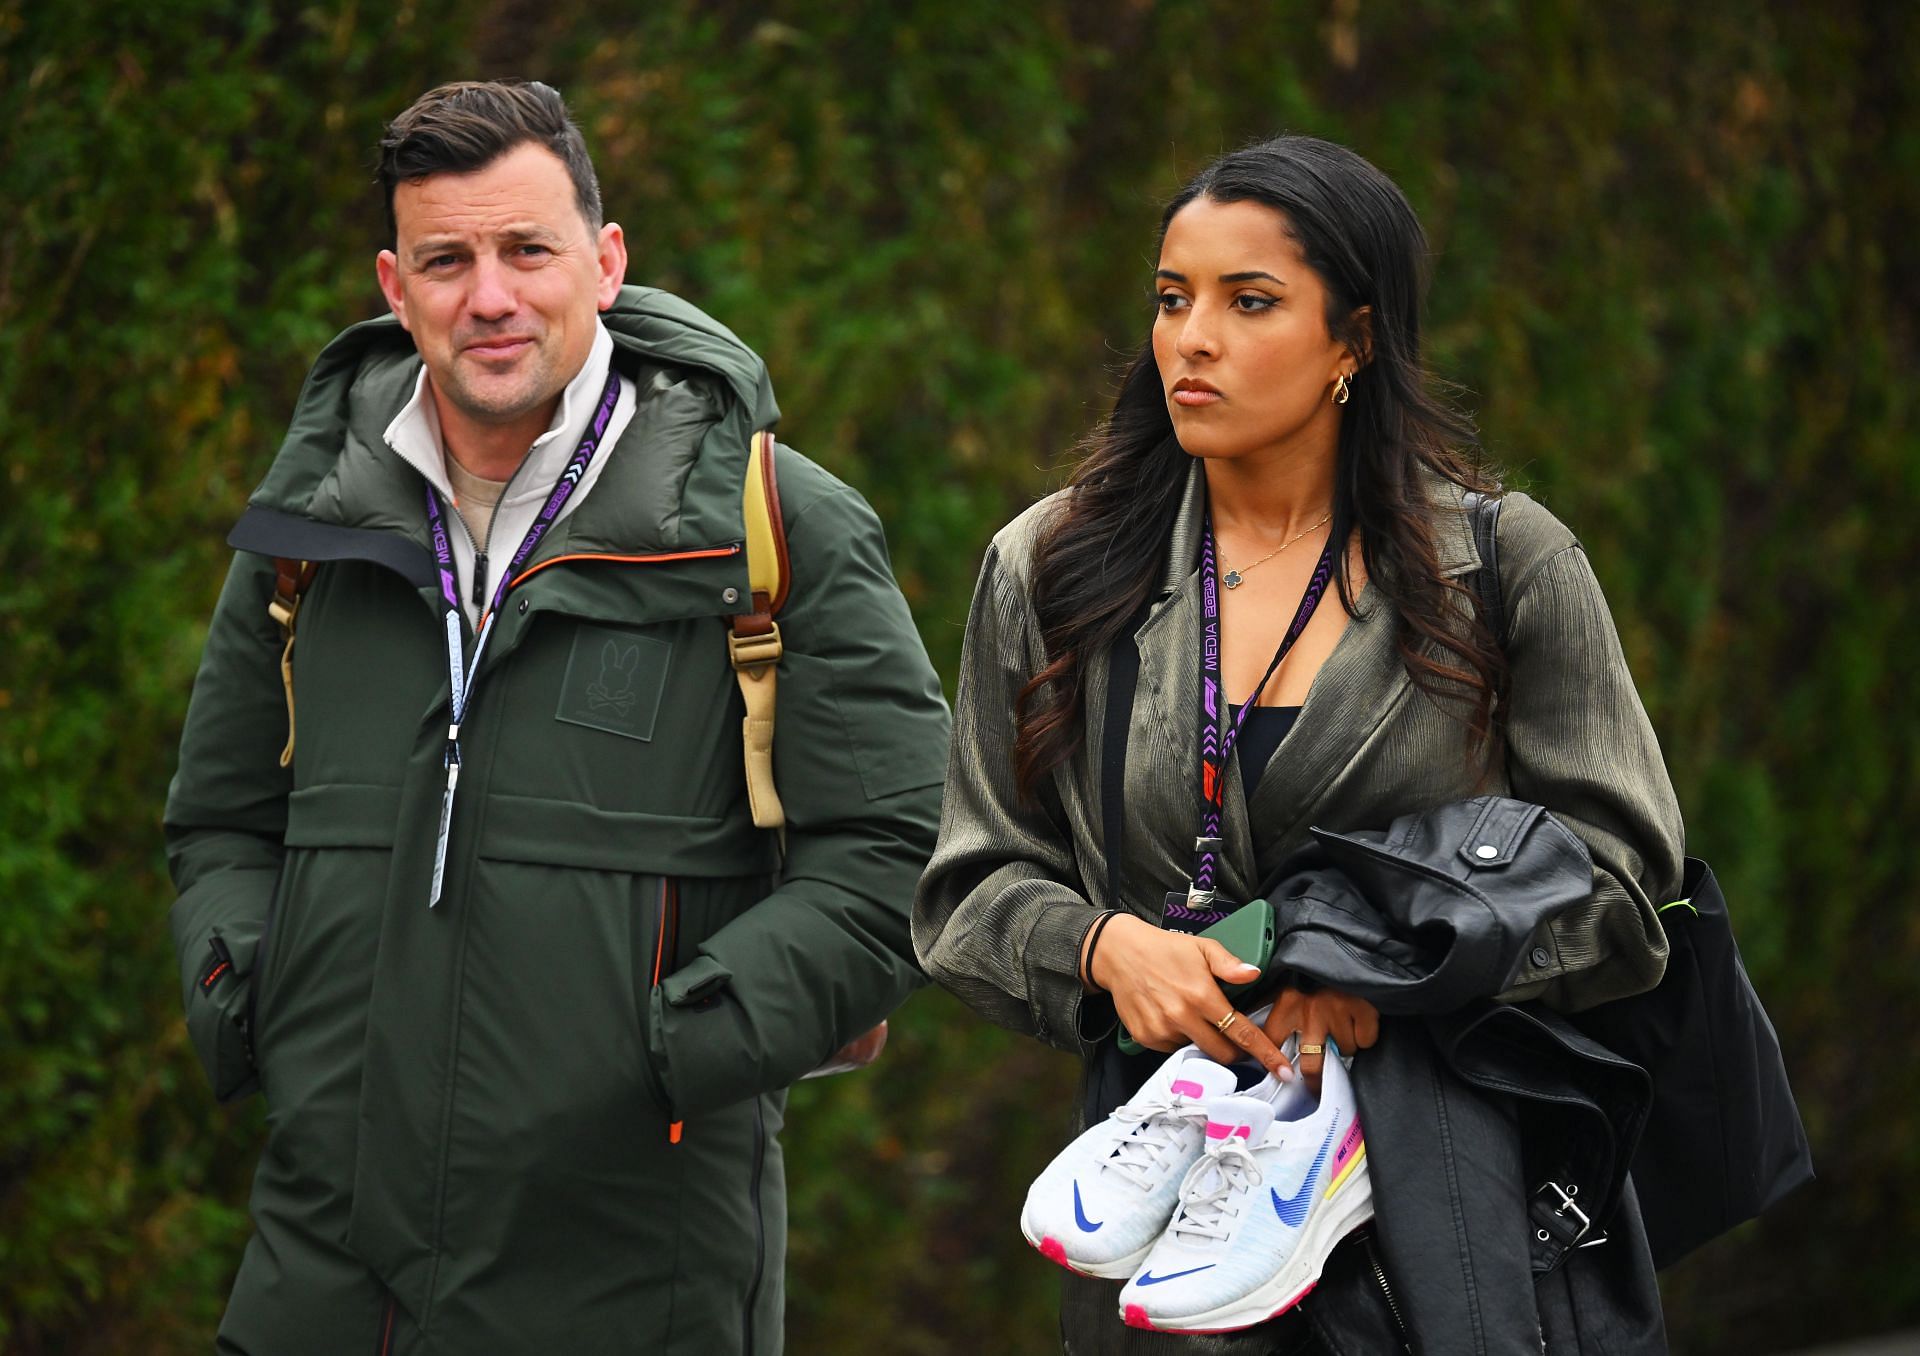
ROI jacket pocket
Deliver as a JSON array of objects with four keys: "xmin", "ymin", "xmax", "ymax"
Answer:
[
  {"xmin": 635, "ymin": 877, "xmax": 757, "ymax": 1126},
  {"xmin": 467, "ymin": 805, "xmax": 767, "ymax": 1124},
  {"xmin": 475, "ymin": 794, "xmax": 779, "ymax": 877},
  {"xmin": 188, "ymin": 914, "xmax": 268, "ymax": 1102},
  {"xmin": 252, "ymin": 783, "xmax": 401, "ymax": 1079},
  {"xmin": 243, "ymin": 862, "xmax": 286, "ymax": 1069},
  {"xmin": 636, "ymin": 875, "xmax": 679, "ymax": 1121}
]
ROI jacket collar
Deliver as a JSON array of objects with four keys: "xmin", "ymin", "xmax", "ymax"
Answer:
[
  {"xmin": 237, "ymin": 287, "xmax": 779, "ymax": 567},
  {"xmin": 381, "ymin": 321, "xmax": 619, "ymax": 510},
  {"xmin": 1154, "ymin": 458, "xmax": 1211, "ymax": 600}
]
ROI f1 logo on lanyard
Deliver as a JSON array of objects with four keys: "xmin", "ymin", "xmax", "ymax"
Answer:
[{"xmin": 421, "ymin": 370, "xmax": 621, "ymax": 907}]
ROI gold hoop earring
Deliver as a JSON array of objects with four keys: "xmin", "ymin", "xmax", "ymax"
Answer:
[{"xmin": 1333, "ymin": 372, "xmax": 1353, "ymax": 405}]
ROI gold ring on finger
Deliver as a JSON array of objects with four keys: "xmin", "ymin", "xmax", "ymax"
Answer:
[
  {"xmin": 1297, "ymin": 1042, "xmax": 1325, "ymax": 1056},
  {"xmin": 1214, "ymin": 1010, "xmax": 1239, "ymax": 1035}
]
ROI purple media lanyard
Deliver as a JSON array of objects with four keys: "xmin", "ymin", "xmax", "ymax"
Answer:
[
  {"xmin": 1166, "ymin": 509, "xmax": 1335, "ymax": 933},
  {"xmin": 422, "ymin": 368, "xmax": 622, "ymax": 906}
]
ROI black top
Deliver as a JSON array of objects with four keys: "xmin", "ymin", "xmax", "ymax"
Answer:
[{"xmin": 1230, "ymin": 703, "xmax": 1301, "ymax": 788}]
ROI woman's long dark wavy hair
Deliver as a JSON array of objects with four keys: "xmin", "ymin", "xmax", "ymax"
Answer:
[{"xmin": 1012, "ymin": 136, "xmax": 1505, "ymax": 798}]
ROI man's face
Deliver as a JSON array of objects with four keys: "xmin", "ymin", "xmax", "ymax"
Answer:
[{"xmin": 376, "ymin": 142, "xmax": 625, "ymax": 433}]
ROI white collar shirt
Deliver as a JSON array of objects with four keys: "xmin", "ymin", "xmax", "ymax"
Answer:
[{"xmin": 383, "ymin": 319, "xmax": 637, "ymax": 627}]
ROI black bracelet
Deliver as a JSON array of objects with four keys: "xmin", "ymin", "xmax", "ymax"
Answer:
[{"xmin": 1081, "ymin": 909, "xmax": 1123, "ymax": 990}]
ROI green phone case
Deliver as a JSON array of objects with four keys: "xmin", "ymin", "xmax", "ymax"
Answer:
[{"xmin": 1116, "ymin": 900, "xmax": 1277, "ymax": 1056}]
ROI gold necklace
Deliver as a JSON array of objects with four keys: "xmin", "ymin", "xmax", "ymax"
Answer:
[{"xmin": 1220, "ymin": 511, "xmax": 1333, "ymax": 588}]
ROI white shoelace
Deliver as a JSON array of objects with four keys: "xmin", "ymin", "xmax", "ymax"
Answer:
[
  {"xmin": 1170, "ymin": 1140, "xmax": 1264, "ymax": 1242},
  {"xmin": 1103, "ymin": 1096, "xmax": 1210, "ymax": 1190}
]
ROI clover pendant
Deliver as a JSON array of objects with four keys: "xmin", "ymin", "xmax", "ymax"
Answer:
[{"xmin": 1223, "ymin": 570, "xmax": 1244, "ymax": 589}]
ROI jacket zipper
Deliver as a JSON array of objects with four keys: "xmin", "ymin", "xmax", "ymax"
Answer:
[
  {"xmin": 651, "ymin": 877, "xmax": 683, "ymax": 1145},
  {"xmin": 452, "ymin": 450, "xmax": 534, "ymax": 612},
  {"xmin": 743, "ymin": 1097, "xmax": 767, "ymax": 1355},
  {"xmin": 1362, "ymin": 1231, "xmax": 1412, "ymax": 1351},
  {"xmin": 375, "ymin": 1294, "xmax": 397, "ymax": 1355},
  {"xmin": 495, "ymin": 544, "xmax": 741, "ymax": 606},
  {"xmin": 203, "ymin": 935, "xmax": 236, "ymax": 990},
  {"xmin": 442, "ymin": 452, "xmax": 743, "ymax": 620}
]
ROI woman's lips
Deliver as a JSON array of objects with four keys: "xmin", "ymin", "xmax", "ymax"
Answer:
[{"xmin": 1172, "ymin": 386, "xmax": 1223, "ymax": 407}]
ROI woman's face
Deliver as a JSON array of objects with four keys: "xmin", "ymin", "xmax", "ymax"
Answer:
[{"xmin": 1151, "ymin": 196, "xmax": 1357, "ymax": 465}]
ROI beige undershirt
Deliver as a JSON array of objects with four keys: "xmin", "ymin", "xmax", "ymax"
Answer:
[{"xmin": 444, "ymin": 455, "xmax": 509, "ymax": 549}]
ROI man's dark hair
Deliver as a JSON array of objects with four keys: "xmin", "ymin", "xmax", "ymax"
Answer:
[{"xmin": 376, "ymin": 80, "xmax": 603, "ymax": 242}]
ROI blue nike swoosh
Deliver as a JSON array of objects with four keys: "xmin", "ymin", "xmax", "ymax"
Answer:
[
  {"xmin": 1271, "ymin": 1116, "xmax": 1342, "ymax": 1228},
  {"xmin": 1135, "ymin": 1264, "xmax": 1216, "ymax": 1286},
  {"xmin": 1073, "ymin": 1182, "xmax": 1102, "ymax": 1232}
]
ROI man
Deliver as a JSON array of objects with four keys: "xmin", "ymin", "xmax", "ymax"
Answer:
[{"xmin": 166, "ymin": 80, "xmax": 950, "ymax": 1354}]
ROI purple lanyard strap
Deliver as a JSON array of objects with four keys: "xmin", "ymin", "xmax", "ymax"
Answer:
[
  {"xmin": 1181, "ymin": 507, "xmax": 1335, "ymax": 924},
  {"xmin": 423, "ymin": 368, "xmax": 622, "ymax": 906}
]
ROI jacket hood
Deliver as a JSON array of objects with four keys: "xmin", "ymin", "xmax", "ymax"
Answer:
[{"xmin": 241, "ymin": 286, "xmax": 780, "ymax": 559}]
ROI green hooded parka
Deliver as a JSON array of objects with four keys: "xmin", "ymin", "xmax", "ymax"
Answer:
[{"xmin": 166, "ymin": 287, "xmax": 950, "ymax": 1355}]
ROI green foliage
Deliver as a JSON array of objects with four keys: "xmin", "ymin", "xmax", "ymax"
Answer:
[
  {"xmin": 0, "ymin": 3, "xmax": 475, "ymax": 1350},
  {"xmin": 2, "ymin": 1, "xmax": 1915, "ymax": 1351}
]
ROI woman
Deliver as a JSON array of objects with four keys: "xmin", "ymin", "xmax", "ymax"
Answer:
[{"xmin": 913, "ymin": 136, "xmax": 1684, "ymax": 1353}]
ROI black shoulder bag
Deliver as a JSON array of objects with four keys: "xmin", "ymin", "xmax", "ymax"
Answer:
[{"xmin": 1464, "ymin": 489, "xmax": 1815, "ymax": 1270}]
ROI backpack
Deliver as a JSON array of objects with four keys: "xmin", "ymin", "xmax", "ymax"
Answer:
[{"xmin": 268, "ymin": 428, "xmax": 794, "ymax": 829}]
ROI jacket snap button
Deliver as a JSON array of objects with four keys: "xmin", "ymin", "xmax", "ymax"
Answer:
[
  {"xmin": 1475, "ymin": 844, "xmax": 1499, "ymax": 860},
  {"xmin": 517, "ymin": 598, "xmax": 529, "ymax": 614},
  {"xmin": 722, "ymin": 587, "xmax": 740, "ymax": 604},
  {"xmin": 1530, "ymin": 946, "xmax": 1551, "ymax": 968}
]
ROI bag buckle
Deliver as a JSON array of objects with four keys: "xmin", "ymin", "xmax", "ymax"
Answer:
[
  {"xmin": 1535, "ymin": 1180, "xmax": 1593, "ymax": 1243},
  {"xmin": 727, "ymin": 622, "xmax": 783, "ymax": 673}
]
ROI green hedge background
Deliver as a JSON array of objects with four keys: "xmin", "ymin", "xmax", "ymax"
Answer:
[{"xmin": 3, "ymin": 1, "xmax": 1915, "ymax": 1351}]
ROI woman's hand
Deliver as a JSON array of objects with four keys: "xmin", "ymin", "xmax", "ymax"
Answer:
[
  {"xmin": 1261, "ymin": 987, "xmax": 1380, "ymax": 1088},
  {"xmin": 1085, "ymin": 914, "xmax": 1295, "ymax": 1080}
]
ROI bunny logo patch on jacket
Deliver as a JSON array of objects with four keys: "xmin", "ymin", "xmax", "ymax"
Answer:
[{"xmin": 556, "ymin": 626, "xmax": 672, "ymax": 741}]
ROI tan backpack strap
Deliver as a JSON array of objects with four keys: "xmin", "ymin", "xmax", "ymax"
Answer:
[
  {"xmin": 729, "ymin": 431, "xmax": 789, "ymax": 828},
  {"xmin": 741, "ymin": 427, "xmax": 791, "ymax": 611},
  {"xmin": 268, "ymin": 558, "xmax": 317, "ymax": 769}
]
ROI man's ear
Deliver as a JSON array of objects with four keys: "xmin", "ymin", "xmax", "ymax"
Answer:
[
  {"xmin": 375, "ymin": 250, "xmax": 411, "ymax": 331},
  {"xmin": 595, "ymin": 222, "xmax": 628, "ymax": 311}
]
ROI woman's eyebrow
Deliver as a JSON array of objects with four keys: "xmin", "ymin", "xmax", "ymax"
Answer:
[{"xmin": 1152, "ymin": 268, "xmax": 1288, "ymax": 285}]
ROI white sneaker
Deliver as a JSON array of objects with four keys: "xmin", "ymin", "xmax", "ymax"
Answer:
[
  {"xmin": 1021, "ymin": 1050, "xmax": 1252, "ymax": 1278},
  {"xmin": 1118, "ymin": 1040, "xmax": 1373, "ymax": 1333}
]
